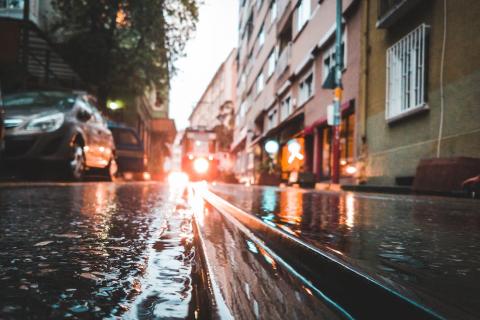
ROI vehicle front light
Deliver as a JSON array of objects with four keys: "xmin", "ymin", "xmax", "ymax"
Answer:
[{"xmin": 25, "ymin": 113, "xmax": 64, "ymax": 133}]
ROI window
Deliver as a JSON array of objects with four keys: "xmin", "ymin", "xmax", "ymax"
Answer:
[
  {"xmin": 323, "ymin": 33, "xmax": 347, "ymax": 82},
  {"xmin": 256, "ymin": 72, "xmax": 265, "ymax": 94},
  {"xmin": 266, "ymin": 108, "xmax": 278, "ymax": 131},
  {"xmin": 280, "ymin": 95, "xmax": 292, "ymax": 121},
  {"xmin": 299, "ymin": 72, "xmax": 314, "ymax": 105},
  {"xmin": 296, "ymin": 0, "xmax": 311, "ymax": 32},
  {"xmin": 386, "ymin": 24, "xmax": 428, "ymax": 120},
  {"xmin": 0, "ymin": 0, "xmax": 24, "ymax": 9},
  {"xmin": 257, "ymin": 0, "xmax": 264, "ymax": 9},
  {"xmin": 267, "ymin": 50, "xmax": 276, "ymax": 78},
  {"xmin": 270, "ymin": 0, "xmax": 277, "ymax": 23},
  {"xmin": 258, "ymin": 24, "xmax": 265, "ymax": 47},
  {"xmin": 246, "ymin": 12, "xmax": 254, "ymax": 41}
]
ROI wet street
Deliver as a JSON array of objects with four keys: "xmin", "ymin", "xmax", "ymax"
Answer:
[
  {"xmin": 210, "ymin": 184, "xmax": 480, "ymax": 319},
  {"xmin": 0, "ymin": 182, "xmax": 199, "ymax": 319},
  {"xmin": 1, "ymin": 181, "xmax": 479, "ymax": 319}
]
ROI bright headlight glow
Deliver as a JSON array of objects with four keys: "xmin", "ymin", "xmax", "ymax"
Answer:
[
  {"xmin": 193, "ymin": 158, "xmax": 209, "ymax": 174},
  {"xmin": 25, "ymin": 113, "xmax": 64, "ymax": 132}
]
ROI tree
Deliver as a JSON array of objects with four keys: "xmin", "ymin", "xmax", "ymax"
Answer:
[{"xmin": 51, "ymin": 0, "xmax": 199, "ymax": 108}]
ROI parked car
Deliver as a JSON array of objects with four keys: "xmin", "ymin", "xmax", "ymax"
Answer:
[
  {"xmin": 108, "ymin": 122, "xmax": 146, "ymax": 180},
  {"xmin": 1, "ymin": 91, "xmax": 117, "ymax": 180}
]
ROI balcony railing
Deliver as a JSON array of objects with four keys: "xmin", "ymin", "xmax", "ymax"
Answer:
[
  {"xmin": 377, "ymin": 0, "xmax": 422, "ymax": 28},
  {"xmin": 275, "ymin": 42, "xmax": 292, "ymax": 78}
]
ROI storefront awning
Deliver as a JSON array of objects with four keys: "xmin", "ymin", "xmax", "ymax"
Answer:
[{"xmin": 149, "ymin": 118, "xmax": 177, "ymax": 142}]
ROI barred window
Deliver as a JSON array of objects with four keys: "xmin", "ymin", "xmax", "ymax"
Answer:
[{"xmin": 386, "ymin": 24, "xmax": 428, "ymax": 121}]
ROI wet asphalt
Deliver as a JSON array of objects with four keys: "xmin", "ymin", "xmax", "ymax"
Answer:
[
  {"xmin": 210, "ymin": 184, "xmax": 480, "ymax": 319},
  {"xmin": 0, "ymin": 182, "xmax": 198, "ymax": 319},
  {"xmin": 2, "ymin": 181, "xmax": 479, "ymax": 319}
]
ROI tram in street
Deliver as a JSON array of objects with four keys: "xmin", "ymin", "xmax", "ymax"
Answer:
[{"xmin": 180, "ymin": 127, "xmax": 219, "ymax": 181}]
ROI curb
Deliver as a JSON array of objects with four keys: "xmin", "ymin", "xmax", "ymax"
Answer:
[{"xmin": 200, "ymin": 188, "xmax": 446, "ymax": 320}]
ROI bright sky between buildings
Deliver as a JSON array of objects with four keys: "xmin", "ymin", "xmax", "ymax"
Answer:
[{"xmin": 170, "ymin": 0, "xmax": 239, "ymax": 130}]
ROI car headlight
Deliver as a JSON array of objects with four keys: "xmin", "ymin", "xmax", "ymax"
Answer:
[{"xmin": 25, "ymin": 113, "xmax": 65, "ymax": 133}]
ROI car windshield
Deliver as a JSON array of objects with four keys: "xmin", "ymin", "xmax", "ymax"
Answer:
[{"xmin": 2, "ymin": 92, "xmax": 76, "ymax": 110}]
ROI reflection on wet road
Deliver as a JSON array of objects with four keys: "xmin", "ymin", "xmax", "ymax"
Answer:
[
  {"xmin": 192, "ymin": 187, "xmax": 347, "ymax": 320},
  {"xmin": 210, "ymin": 184, "xmax": 480, "ymax": 318},
  {"xmin": 0, "ymin": 182, "xmax": 196, "ymax": 319}
]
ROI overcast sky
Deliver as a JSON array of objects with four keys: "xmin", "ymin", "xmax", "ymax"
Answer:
[{"xmin": 169, "ymin": 0, "xmax": 239, "ymax": 130}]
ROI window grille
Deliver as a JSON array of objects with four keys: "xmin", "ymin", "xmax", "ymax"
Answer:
[{"xmin": 386, "ymin": 24, "xmax": 428, "ymax": 120}]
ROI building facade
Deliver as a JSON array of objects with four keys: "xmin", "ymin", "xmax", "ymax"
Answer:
[
  {"xmin": 0, "ymin": 0, "xmax": 82, "ymax": 93},
  {"xmin": 233, "ymin": 0, "xmax": 362, "ymax": 184},
  {"xmin": 361, "ymin": 0, "xmax": 480, "ymax": 186},
  {"xmin": 189, "ymin": 49, "xmax": 237, "ymax": 173}
]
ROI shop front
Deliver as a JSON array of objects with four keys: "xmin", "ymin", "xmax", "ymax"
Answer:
[
  {"xmin": 275, "ymin": 115, "xmax": 305, "ymax": 182},
  {"xmin": 306, "ymin": 100, "xmax": 356, "ymax": 182}
]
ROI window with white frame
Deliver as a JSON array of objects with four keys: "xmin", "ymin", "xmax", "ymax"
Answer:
[
  {"xmin": 258, "ymin": 24, "xmax": 265, "ymax": 47},
  {"xmin": 322, "ymin": 33, "xmax": 347, "ymax": 82},
  {"xmin": 299, "ymin": 71, "xmax": 314, "ymax": 105},
  {"xmin": 280, "ymin": 95, "xmax": 292, "ymax": 121},
  {"xmin": 267, "ymin": 50, "xmax": 276, "ymax": 78},
  {"xmin": 270, "ymin": 0, "xmax": 277, "ymax": 23},
  {"xmin": 256, "ymin": 72, "xmax": 265, "ymax": 94},
  {"xmin": 266, "ymin": 108, "xmax": 278, "ymax": 131},
  {"xmin": 386, "ymin": 24, "xmax": 428, "ymax": 120},
  {"xmin": 239, "ymin": 100, "xmax": 247, "ymax": 119},
  {"xmin": 296, "ymin": 0, "xmax": 311, "ymax": 32}
]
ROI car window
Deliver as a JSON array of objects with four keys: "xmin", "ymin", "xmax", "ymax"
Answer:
[
  {"xmin": 112, "ymin": 129, "xmax": 140, "ymax": 146},
  {"xmin": 3, "ymin": 91, "xmax": 76, "ymax": 110}
]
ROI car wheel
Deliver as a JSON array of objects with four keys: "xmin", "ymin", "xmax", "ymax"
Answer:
[{"xmin": 67, "ymin": 143, "xmax": 85, "ymax": 181}]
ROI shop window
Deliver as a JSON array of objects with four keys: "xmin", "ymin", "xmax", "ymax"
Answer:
[
  {"xmin": 319, "ymin": 112, "xmax": 355, "ymax": 178},
  {"xmin": 281, "ymin": 138, "xmax": 305, "ymax": 175},
  {"xmin": 340, "ymin": 112, "xmax": 355, "ymax": 166},
  {"xmin": 321, "ymin": 126, "xmax": 331, "ymax": 177}
]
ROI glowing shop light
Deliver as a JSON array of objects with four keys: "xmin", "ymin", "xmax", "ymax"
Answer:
[
  {"xmin": 265, "ymin": 140, "xmax": 279, "ymax": 154},
  {"xmin": 287, "ymin": 140, "xmax": 304, "ymax": 164}
]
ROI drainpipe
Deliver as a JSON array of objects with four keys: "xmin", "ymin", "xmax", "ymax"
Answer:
[{"xmin": 359, "ymin": 0, "xmax": 369, "ymax": 145}]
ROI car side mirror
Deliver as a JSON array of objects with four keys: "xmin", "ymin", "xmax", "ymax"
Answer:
[{"xmin": 77, "ymin": 109, "xmax": 92, "ymax": 122}]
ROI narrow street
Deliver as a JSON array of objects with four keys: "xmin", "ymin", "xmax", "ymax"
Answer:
[
  {"xmin": 1, "ymin": 181, "xmax": 479, "ymax": 319},
  {"xmin": 0, "ymin": 182, "xmax": 201, "ymax": 319}
]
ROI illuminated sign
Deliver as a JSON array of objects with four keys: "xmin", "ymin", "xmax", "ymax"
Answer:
[{"xmin": 287, "ymin": 139, "xmax": 304, "ymax": 164}]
